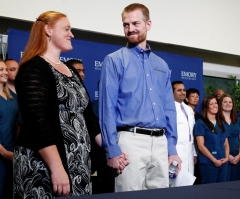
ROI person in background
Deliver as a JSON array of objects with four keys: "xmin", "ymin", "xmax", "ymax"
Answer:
[
  {"xmin": 0, "ymin": 60, "xmax": 20, "ymax": 199},
  {"xmin": 194, "ymin": 96, "xmax": 229, "ymax": 184},
  {"xmin": 172, "ymin": 81, "xmax": 196, "ymax": 179},
  {"xmin": 184, "ymin": 87, "xmax": 201, "ymax": 184},
  {"xmin": 218, "ymin": 94, "xmax": 240, "ymax": 181},
  {"xmin": 13, "ymin": 11, "xmax": 101, "ymax": 198},
  {"xmin": 4, "ymin": 59, "xmax": 19, "ymax": 96},
  {"xmin": 185, "ymin": 88, "xmax": 201, "ymax": 121},
  {"xmin": 212, "ymin": 89, "xmax": 225, "ymax": 100},
  {"xmin": 66, "ymin": 59, "xmax": 85, "ymax": 81},
  {"xmin": 99, "ymin": 3, "xmax": 181, "ymax": 192}
]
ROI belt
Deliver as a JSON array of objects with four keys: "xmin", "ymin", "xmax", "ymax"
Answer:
[{"xmin": 117, "ymin": 127, "xmax": 165, "ymax": 137}]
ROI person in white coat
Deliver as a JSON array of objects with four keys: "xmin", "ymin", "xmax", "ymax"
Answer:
[{"xmin": 172, "ymin": 81, "xmax": 197, "ymax": 177}]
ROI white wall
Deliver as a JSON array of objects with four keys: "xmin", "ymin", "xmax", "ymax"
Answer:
[
  {"xmin": 1, "ymin": 0, "xmax": 240, "ymax": 56},
  {"xmin": 204, "ymin": 63, "xmax": 240, "ymax": 79}
]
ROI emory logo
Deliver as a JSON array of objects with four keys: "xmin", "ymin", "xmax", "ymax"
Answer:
[
  {"xmin": 95, "ymin": 61, "xmax": 103, "ymax": 70},
  {"xmin": 20, "ymin": 52, "xmax": 82, "ymax": 63},
  {"xmin": 60, "ymin": 57, "xmax": 82, "ymax": 62},
  {"xmin": 181, "ymin": 71, "xmax": 197, "ymax": 80},
  {"xmin": 95, "ymin": 91, "xmax": 98, "ymax": 100}
]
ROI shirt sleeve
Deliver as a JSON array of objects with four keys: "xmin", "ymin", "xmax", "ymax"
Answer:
[
  {"xmin": 99, "ymin": 55, "xmax": 122, "ymax": 158},
  {"xmin": 194, "ymin": 119, "xmax": 206, "ymax": 137},
  {"xmin": 15, "ymin": 61, "xmax": 56, "ymax": 150}
]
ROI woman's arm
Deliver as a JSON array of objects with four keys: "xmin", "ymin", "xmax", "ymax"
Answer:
[
  {"xmin": 196, "ymin": 136, "xmax": 222, "ymax": 167},
  {"xmin": 0, "ymin": 144, "xmax": 13, "ymax": 161},
  {"xmin": 221, "ymin": 138, "xmax": 229, "ymax": 164},
  {"xmin": 38, "ymin": 145, "xmax": 70, "ymax": 196}
]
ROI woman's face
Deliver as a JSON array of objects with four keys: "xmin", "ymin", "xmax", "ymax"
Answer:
[
  {"xmin": 207, "ymin": 98, "xmax": 218, "ymax": 115},
  {"xmin": 49, "ymin": 17, "xmax": 74, "ymax": 52},
  {"xmin": 186, "ymin": 92, "xmax": 199, "ymax": 106},
  {"xmin": 0, "ymin": 62, "xmax": 8, "ymax": 84},
  {"xmin": 221, "ymin": 97, "xmax": 233, "ymax": 112}
]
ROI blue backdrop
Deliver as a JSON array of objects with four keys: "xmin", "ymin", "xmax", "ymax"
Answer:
[{"xmin": 7, "ymin": 28, "xmax": 203, "ymax": 111}]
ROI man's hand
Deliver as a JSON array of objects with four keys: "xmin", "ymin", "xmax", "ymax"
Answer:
[
  {"xmin": 194, "ymin": 156, "xmax": 197, "ymax": 164},
  {"xmin": 168, "ymin": 155, "xmax": 182, "ymax": 175}
]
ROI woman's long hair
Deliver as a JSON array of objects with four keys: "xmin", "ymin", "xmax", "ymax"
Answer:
[
  {"xmin": 0, "ymin": 60, "xmax": 13, "ymax": 100},
  {"xmin": 201, "ymin": 96, "xmax": 225, "ymax": 133},
  {"xmin": 19, "ymin": 11, "xmax": 66, "ymax": 66},
  {"xmin": 218, "ymin": 94, "xmax": 238, "ymax": 123}
]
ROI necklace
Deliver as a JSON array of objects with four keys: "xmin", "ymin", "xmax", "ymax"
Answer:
[{"xmin": 42, "ymin": 54, "xmax": 61, "ymax": 65}]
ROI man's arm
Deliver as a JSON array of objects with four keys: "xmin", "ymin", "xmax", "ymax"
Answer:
[
  {"xmin": 98, "ymin": 55, "xmax": 130, "ymax": 171},
  {"xmin": 164, "ymin": 71, "xmax": 182, "ymax": 172}
]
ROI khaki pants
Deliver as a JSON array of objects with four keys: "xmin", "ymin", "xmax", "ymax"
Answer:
[{"xmin": 115, "ymin": 131, "xmax": 169, "ymax": 192}]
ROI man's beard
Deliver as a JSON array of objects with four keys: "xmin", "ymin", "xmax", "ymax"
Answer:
[{"xmin": 126, "ymin": 32, "xmax": 146, "ymax": 45}]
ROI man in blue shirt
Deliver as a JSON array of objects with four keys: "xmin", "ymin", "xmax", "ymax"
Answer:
[{"xmin": 99, "ymin": 3, "xmax": 181, "ymax": 192}]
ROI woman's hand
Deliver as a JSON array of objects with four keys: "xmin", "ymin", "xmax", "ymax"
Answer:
[
  {"xmin": 38, "ymin": 145, "xmax": 71, "ymax": 196},
  {"xmin": 229, "ymin": 154, "xmax": 240, "ymax": 165},
  {"xmin": 220, "ymin": 157, "xmax": 228, "ymax": 164},
  {"xmin": 51, "ymin": 166, "xmax": 70, "ymax": 197},
  {"xmin": 213, "ymin": 159, "xmax": 223, "ymax": 167}
]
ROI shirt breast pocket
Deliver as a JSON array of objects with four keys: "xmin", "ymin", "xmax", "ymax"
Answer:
[{"xmin": 152, "ymin": 66, "xmax": 168, "ymax": 96}]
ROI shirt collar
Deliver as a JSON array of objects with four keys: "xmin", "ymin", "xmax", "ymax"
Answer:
[{"xmin": 126, "ymin": 43, "xmax": 151, "ymax": 57}]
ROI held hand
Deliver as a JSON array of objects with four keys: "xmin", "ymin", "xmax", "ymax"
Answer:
[
  {"xmin": 122, "ymin": 151, "xmax": 130, "ymax": 166},
  {"xmin": 228, "ymin": 154, "xmax": 234, "ymax": 162},
  {"xmin": 220, "ymin": 158, "xmax": 228, "ymax": 164},
  {"xmin": 213, "ymin": 159, "xmax": 223, "ymax": 167},
  {"xmin": 230, "ymin": 154, "xmax": 240, "ymax": 165},
  {"xmin": 108, "ymin": 153, "xmax": 130, "ymax": 176},
  {"xmin": 168, "ymin": 155, "xmax": 182, "ymax": 175},
  {"xmin": 51, "ymin": 166, "xmax": 70, "ymax": 197}
]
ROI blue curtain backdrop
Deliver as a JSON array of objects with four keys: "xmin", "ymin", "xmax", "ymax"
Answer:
[{"xmin": 7, "ymin": 28, "xmax": 203, "ymax": 112}]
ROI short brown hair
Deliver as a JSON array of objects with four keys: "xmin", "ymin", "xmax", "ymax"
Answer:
[{"xmin": 122, "ymin": 3, "xmax": 150, "ymax": 21}]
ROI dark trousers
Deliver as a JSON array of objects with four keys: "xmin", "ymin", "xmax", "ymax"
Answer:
[
  {"xmin": 199, "ymin": 163, "xmax": 227, "ymax": 184},
  {"xmin": 92, "ymin": 148, "xmax": 114, "ymax": 194},
  {"xmin": 0, "ymin": 156, "xmax": 13, "ymax": 199}
]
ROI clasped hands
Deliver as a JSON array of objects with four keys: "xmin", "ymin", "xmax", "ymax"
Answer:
[{"xmin": 107, "ymin": 152, "xmax": 129, "ymax": 175}]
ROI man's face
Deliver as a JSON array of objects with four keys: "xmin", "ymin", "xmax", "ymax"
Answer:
[
  {"xmin": 173, "ymin": 83, "xmax": 186, "ymax": 103},
  {"xmin": 122, "ymin": 9, "xmax": 151, "ymax": 47},
  {"xmin": 215, "ymin": 90, "xmax": 224, "ymax": 99},
  {"xmin": 73, "ymin": 63, "xmax": 85, "ymax": 81},
  {"xmin": 5, "ymin": 60, "xmax": 19, "ymax": 83}
]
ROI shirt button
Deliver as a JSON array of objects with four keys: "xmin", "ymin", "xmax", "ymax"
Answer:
[
  {"xmin": 156, "ymin": 118, "xmax": 159, "ymax": 120},
  {"xmin": 153, "ymin": 103, "xmax": 155, "ymax": 105},
  {"xmin": 150, "ymin": 88, "xmax": 152, "ymax": 90},
  {"xmin": 147, "ymin": 74, "xmax": 149, "ymax": 76}
]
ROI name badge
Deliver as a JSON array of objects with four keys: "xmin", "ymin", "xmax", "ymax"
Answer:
[{"xmin": 212, "ymin": 151, "xmax": 217, "ymax": 154}]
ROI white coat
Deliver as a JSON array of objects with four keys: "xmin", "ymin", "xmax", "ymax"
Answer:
[{"xmin": 175, "ymin": 101, "xmax": 196, "ymax": 175}]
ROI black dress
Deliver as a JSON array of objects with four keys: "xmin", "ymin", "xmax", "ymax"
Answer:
[{"xmin": 14, "ymin": 56, "xmax": 99, "ymax": 198}]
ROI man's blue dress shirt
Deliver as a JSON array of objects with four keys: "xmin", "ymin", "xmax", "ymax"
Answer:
[{"xmin": 99, "ymin": 43, "xmax": 177, "ymax": 158}]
